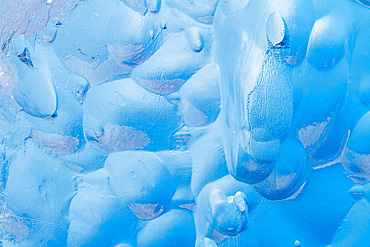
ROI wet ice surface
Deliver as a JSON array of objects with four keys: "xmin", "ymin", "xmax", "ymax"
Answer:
[{"xmin": 0, "ymin": 0, "xmax": 370, "ymax": 246}]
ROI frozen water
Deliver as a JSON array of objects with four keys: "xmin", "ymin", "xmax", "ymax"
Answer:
[
  {"xmin": 0, "ymin": 0, "xmax": 370, "ymax": 246},
  {"xmin": 83, "ymin": 78, "xmax": 180, "ymax": 153},
  {"xmin": 131, "ymin": 31, "xmax": 211, "ymax": 95}
]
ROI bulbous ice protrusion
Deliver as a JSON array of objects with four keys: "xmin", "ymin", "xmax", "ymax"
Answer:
[
  {"xmin": 68, "ymin": 169, "xmax": 137, "ymax": 247},
  {"xmin": 205, "ymin": 189, "xmax": 248, "ymax": 236},
  {"xmin": 131, "ymin": 32, "xmax": 210, "ymax": 95},
  {"xmin": 254, "ymin": 138, "xmax": 310, "ymax": 200},
  {"xmin": 5, "ymin": 142, "xmax": 74, "ymax": 222},
  {"xmin": 343, "ymin": 112, "xmax": 370, "ymax": 183},
  {"xmin": 137, "ymin": 210, "xmax": 196, "ymax": 247},
  {"xmin": 53, "ymin": 0, "xmax": 152, "ymax": 65},
  {"xmin": 83, "ymin": 78, "xmax": 180, "ymax": 153},
  {"xmin": 306, "ymin": 15, "xmax": 348, "ymax": 70},
  {"xmin": 104, "ymin": 151, "xmax": 176, "ymax": 208},
  {"xmin": 180, "ymin": 63, "xmax": 221, "ymax": 126},
  {"xmin": 11, "ymin": 43, "xmax": 57, "ymax": 118},
  {"xmin": 233, "ymin": 147, "xmax": 276, "ymax": 184}
]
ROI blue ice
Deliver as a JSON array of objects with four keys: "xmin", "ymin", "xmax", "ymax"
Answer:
[{"xmin": 0, "ymin": 0, "xmax": 370, "ymax": 246}]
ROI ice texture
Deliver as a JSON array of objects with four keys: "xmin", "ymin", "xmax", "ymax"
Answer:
[{"xmin": 0, "ymin": 0, "xmax": 370, "ymax": 246}]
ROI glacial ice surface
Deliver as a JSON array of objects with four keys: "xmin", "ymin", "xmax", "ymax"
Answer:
[{"xmin": 1, "ymin": 0, "xmax": 370, "ymax": 246}]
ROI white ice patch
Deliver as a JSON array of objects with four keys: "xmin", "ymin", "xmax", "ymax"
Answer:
[
  {"xmin": 85, "ymin": 124, "xmax": 151, "ymax": 154},
  {"xmin": 32, "ymin": 130, "xmax": 79, "ymax": 154}
]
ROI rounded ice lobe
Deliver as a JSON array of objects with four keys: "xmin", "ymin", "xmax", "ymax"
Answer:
[
  {"xmin": 131, "ymin": 32, "xmax": 210, "ymax": 95},
  {"xmin": 53, "ymin": 0, "xmax": 151, "ymax": 65},
  {"xmin": 347, "ymin": 112, "xmax": 370, "ymax": 155},
  {"xmin": 254, "ymin": 138, "xmax": 310, "ymax": 200},
  {"xmin": 12, "ymin": 44, "xmax": 57, "ymax": 118},
  {"xmin": 83, "ymin": 78, "xmax": 181, "ymax": 153},
  {"xmin": 294, "ymin": 58, "xmax": 348, "ymax": 132},
  {"xmin": 205, "ymin": 189, "xmax": 248, "ymax": 236},
  {"xmin": 306, "ymin": 15, "xmax": 348, "ymax": 70},
  {"xmin": 5, "ymin": 142, "xmax": 75, "ymax": 222},
  {"xmin": 190, "ymin": 133, "xmax": 229, "ymax": 197},
  {"xmin": 329, "ymin": 196, "xmax": 370, "ymax": 247},
  {"xmin": 104, "ymin": 151, "xmax": 176, "ymax": 206},
  {"xmin": 344, "ymin": 112, "xmax": 370, "ymax": 183},
  {"xmin": 249, "ymin": 139, "xmax": 280, "ymax": 164},
  {"xmin": 180, "ymin": 63, "xmax": 221, "ymax": 126},
  {"xmin": 14, "ymin": 66, "xmax": 57, "ymax": 118},
  {"xmin": 233, "ymin": 147, "xmax": 275, "ymax": 184},
  {"xmin": 68, "ymin": 169, "xmax": 137, "ymax": 247},
  {"xmin": 137, "ymin": 210, "xmax": 196, "ymax": 247},
  {"xmin": 17, "ymin": 47, "xmax": 90, "ymax": 145}
]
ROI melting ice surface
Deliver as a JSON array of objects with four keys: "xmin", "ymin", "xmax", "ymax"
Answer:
[{"xmin": 0, "ymin": 0, "xmax": 370, "ymax": 246}]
